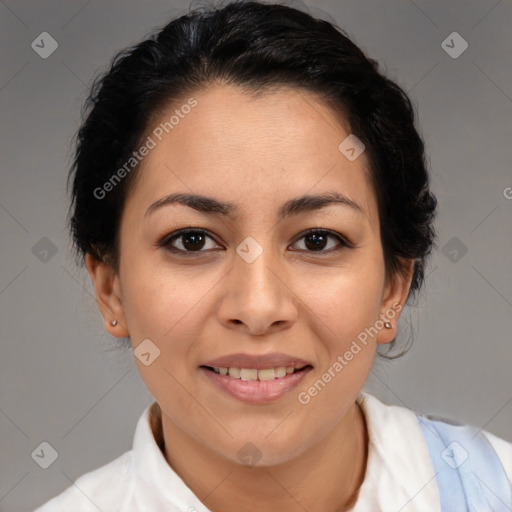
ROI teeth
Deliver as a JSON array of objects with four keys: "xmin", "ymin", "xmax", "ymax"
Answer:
[
  {"xmin": 275, "ymin": 367, "xmax": 287, "ymax": 378},
  {"xmin": 228, "ymin": 367, "xmax": 241, "ymax": 378},
  {"xmin": 258, "ymin": 368, "xmax": 275, "ymax": 381},
  {"xmin": 240, "ymin": 368, "xmax": 258, "ymax": 381},
  {"xmin": 212, "ymin": 366, "xmax": 302, "ymax": 380}
]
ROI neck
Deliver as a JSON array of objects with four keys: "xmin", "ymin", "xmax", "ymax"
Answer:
[{"xmin": 152, "ymin": 400, "xmax": 368, "ymax": 512}]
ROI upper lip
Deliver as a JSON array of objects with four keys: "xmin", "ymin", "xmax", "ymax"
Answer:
[{"xmin": 201, "ymin": 352, "xmax": 313, "ymax": 370}]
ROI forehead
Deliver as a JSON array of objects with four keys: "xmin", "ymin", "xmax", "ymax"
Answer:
[{"xmin": 127, "ymin": 84, "xmax": 378, "ymax": 223}]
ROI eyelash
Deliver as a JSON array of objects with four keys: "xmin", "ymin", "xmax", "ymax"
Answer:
[{"xmin": 158, "ymin": 228, "xmax": 353, "ymax": 256}]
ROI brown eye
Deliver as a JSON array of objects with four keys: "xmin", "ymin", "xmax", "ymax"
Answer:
[
  {"xmin": 162, "ymin": 229, "xmax": 219, "ymax": 253},
  {"xmin": 159, "ymin": 228, "xmax": 351, "ymax": 256},
  {"xmin": 180, "ymin": 232, "xmax": 206, "ymax": 251},
  {"xmin": 291, "ymin": 229, "xmax": 350, "ymax": 253}
]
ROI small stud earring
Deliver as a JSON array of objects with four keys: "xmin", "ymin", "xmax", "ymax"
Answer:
[
  {"xmin": 110, "ymin": 320, "xmax": 117, "ymax": 326},
  {"xmin": 384, "ymin": 322, "xmax": 392, "ymax": 329}
]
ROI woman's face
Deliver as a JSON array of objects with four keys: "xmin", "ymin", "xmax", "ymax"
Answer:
[{"xmin": 90, "ymin": 84, "xmax": 410, "ymax": 465}]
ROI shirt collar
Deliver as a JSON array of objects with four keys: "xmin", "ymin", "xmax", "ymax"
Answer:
[
  {"xmin": 131, "ymin": 401, "xmax": 211, "ymax": 511},
  {"xmin": 352, "ymin": 391, "xmax": 440, "ymax": 511},
  {"xmin": 131, "ymin": 393, "xmax": 440, "ymax": 511}
]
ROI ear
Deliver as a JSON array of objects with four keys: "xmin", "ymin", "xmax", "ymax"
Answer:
[
  {"xmin": 85, "ymin": 253, "xmax": 129, "ymax": 338},
  {"xmin": 376, "ymin": 259, "xmax": 415, "ymax": 345}
]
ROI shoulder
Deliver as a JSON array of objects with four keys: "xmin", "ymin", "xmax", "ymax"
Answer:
[
  {"xmin": 33, "ymin": 451, "xmax": 133, "ymax": 512},
  {"xmin": 415, "ymin": 409, "xmax": 512, "ymax": 484},
  {"xmin": 358, "ymin": 392, "xmax": 512, "ymax": 512},
  {"xmin": 481, "ymin": 429, "xmax": 512, "ymax": 481},
  {"xmin": 416, "ymin": 412, "xmax": 512, "ymax": 509},
  {"xmin": 360, "ymin": 391, "xmax": 511, "ymax": 451},
  {"xmin": 359, "ymin": 392, "xmax": 511, "ymax": 469}
]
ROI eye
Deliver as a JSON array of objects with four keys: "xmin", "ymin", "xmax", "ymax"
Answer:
[
  {"xmin": 290, "ymin": 229, "xmax": 351, "ymax": 253},
  {"xmin": 160, "ymin": 229, "xmax": 220, "ymax": 254},
  {"xmin": 159, "ymin": 228, "xmax": 351, "ymax": 255}
]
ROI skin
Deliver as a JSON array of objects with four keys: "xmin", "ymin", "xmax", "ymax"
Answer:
[{"xmin": 86, "ymin": 84, "xmax": 413, "ymax": 511}]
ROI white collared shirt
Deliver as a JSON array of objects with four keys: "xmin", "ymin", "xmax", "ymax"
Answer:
[{"xmin": 34, "ymin": 392, "xmax": 512, "ymax": 512}]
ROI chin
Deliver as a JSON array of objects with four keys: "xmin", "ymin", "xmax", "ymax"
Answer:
[{"xmin": 220, "ymin": 432, "xmax": 311, "ymax": 468}]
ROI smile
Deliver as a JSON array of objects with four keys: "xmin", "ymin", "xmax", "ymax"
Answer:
[
  {"xmin": 200, "ymin": 364, "xmax": 313, "ymax": 404},
  {"xmin": 208, "ymin": 366, "xmax": 304, "ymax": 380}
]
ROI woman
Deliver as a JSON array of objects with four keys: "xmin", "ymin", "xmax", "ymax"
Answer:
[{"xmin": 35, "ymin": 1, "xmax": 511, "ymax": 510}]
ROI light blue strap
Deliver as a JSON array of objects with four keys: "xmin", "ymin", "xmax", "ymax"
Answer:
[{"xmin": 418, "ymin": 414, "xmax": 512, "ymax": 512}]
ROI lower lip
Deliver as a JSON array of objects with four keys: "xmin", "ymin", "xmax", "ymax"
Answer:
[{"xmin": 200, "ymin": 366, "xmax": 312, "ymax": 405}]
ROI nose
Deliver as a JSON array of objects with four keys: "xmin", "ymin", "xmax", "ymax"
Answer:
[{"xmin": 217, "ymin": 240, "xmax": 299, "ymax": 336}]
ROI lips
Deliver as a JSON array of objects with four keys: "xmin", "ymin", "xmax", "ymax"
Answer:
[
  {"xmin": 201, "ymin": 352, "xmax": 312, "ymax": 370},
  {"xmin": 200, "ymin": 352, "xmax": 313, "ymax": 404}
]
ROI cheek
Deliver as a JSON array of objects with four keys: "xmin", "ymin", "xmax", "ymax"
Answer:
[
  {"xmin": 120, "ymin": 250, "xmax": 198, "ymax": 340},
  {"xmin": 119, "ymin": 255, "xmax": 215, "ymax": 382},
  {"xmin": 300, "ymin": 260, "xmax": 385, "ymax": 348},
  {"xmin": 122, "ymin": 265, "xmax": 202, "ymax": 422},
  {"xmin": 291, "ymin": 271, "xmax": 382, "ymax": 438}
]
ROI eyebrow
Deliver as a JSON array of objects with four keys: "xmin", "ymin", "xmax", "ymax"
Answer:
[{"xmin": 145, "ymin": 191, "xmax": 364, "ymax": 220}]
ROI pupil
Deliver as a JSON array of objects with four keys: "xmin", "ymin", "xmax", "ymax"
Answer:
[
  {"xmin": 306, "ymin": 233, "xmax": 326, "ymax": 251},
  {"xmin": 183, "ymin": 232, "xmax": 205, "ymax": 250},
  {"xmin": 180, "ymin": 232, "xmax": 327, "ymax": 251}
]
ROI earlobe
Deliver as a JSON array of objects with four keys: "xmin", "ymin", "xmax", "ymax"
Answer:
[
  {"xmin": 85, "ymin": 253, "xmax": 129, "ymax": 338},
  {"xmin": 376, "ymin": 260, "xmax": 415, "ymax": 345}
]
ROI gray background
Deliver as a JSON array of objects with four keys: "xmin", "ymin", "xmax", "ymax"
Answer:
[{"xmin": 1, "ymin": 0, "xmax": 511, "ymax": 510}]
